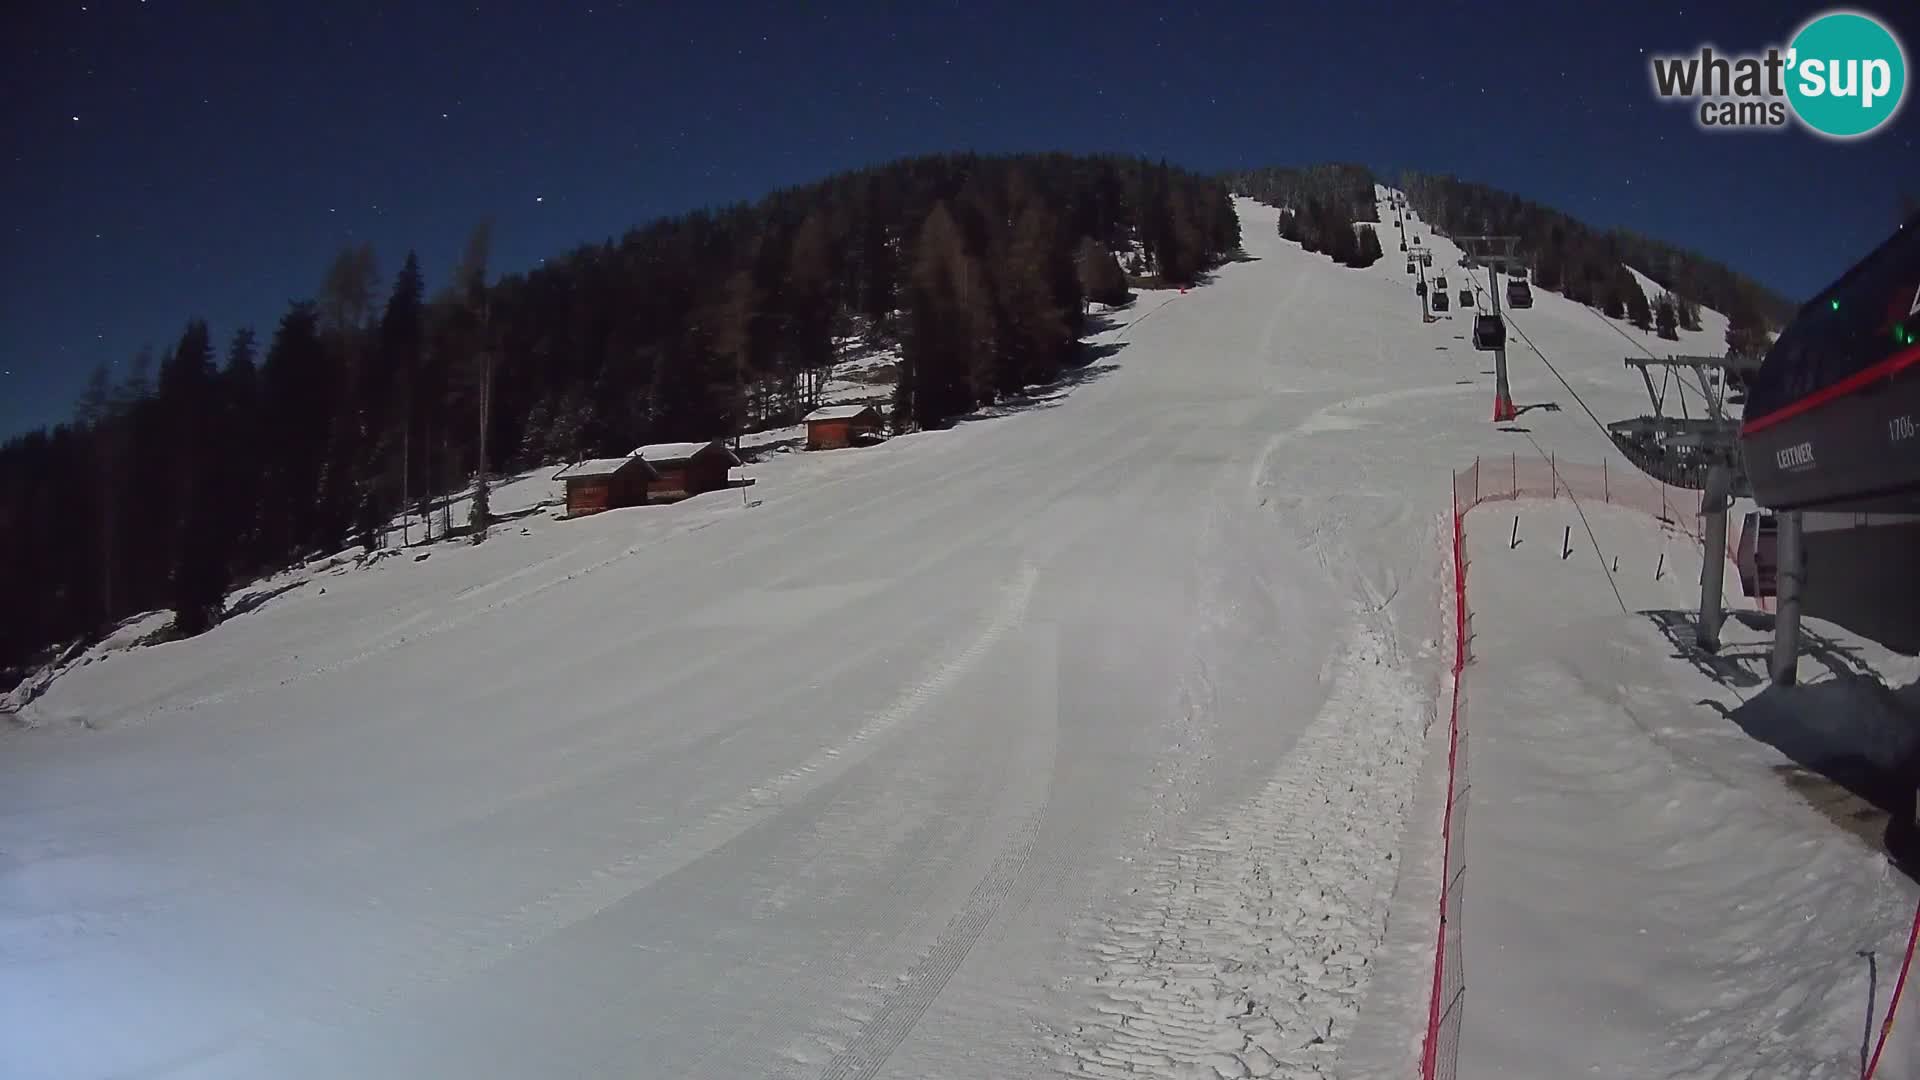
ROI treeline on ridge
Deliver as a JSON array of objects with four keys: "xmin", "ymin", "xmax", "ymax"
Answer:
[
  {"xmin": 1226, "ymin": 164, "xmax": 1385, "ymax": 268},
  {"xmin": 0, "ymin": 153, "xmax": 1240, "ymax": 684},
  {"xmin": 1397, "ymin": 171, "xmax": 1794, "ymax": 347}
]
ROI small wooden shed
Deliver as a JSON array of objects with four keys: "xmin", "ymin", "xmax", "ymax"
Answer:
[
  {"xmin": 803, "ymin": 404, "xmax": 884, "ymax": 450},
  {"xmin": 633, "ymin": 440, "xmax": 741, "ymax": 502},
  {"xmin": 556, "ymin": 456, "xmax": 656, "ymax": 517}
]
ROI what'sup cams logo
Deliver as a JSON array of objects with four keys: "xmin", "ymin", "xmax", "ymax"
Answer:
[{"xmin": 1649, "ymin": 9, "xmax": 1907, "ymax": 138}]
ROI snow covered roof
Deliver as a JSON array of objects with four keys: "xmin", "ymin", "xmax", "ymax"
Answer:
[
  {"xmin": 555, "ymin": 457, "xmax": 650, "ymax": 480},
  {"xmin": 632, "ymin": 440, "xmax": 741, "ymax": 466},
  {"xmin": 804, "ymin": 404, "xmax": 881, "ymax": 422}
]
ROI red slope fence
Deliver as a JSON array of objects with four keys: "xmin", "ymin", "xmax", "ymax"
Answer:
[
  {"xmin": 1419, "ymin": 496, "xmax": 1471, "ymax": 1080},
  {"xmin": 1422, "ymin": 453, "xmax": 1915, "ymax": 1078},
  {"xmin": 1422, "ymin": 454, "xmax": 1713, "ymax": 1079}
]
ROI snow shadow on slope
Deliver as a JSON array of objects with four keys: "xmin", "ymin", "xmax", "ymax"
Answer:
[
  {"xmin": 952, "ymin": 360, "xmax": 1122, "ymax": 424},
  {"xmin": 1649, "ymin": 609, "xmax": 1920, "ymax": 870},
  {"xmin": 1721, "ymin": 673, "xmax": 1920, "ymax": 871}
]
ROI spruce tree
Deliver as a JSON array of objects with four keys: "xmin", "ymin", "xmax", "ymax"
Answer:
[
  {"xmin": 159, "ymin": 321, "xmax": 230, "ymax": 636},
  {"xmin": 221, "ymin": 329, "xmax": 262, "ymax": 576},
  {"xmin": 1654, "ymin": 295, "xmax": 1680, "ymax": 340},
  {"xmin": 1351, "ymin": 225, "xmax": 1384, "ymax": 268},
  {"xmin": 1000, "ymin": 204, "xmax": 1072, "ymax": 392},
  {"xmin": 1677, "ymin": 295, "xmax": 1703, "ymax": 332},
  {"xmin": 1076, "ymin": 237, "xmax": 1130, "ymax": 306},
  {"xmin": 1725, "ymin": 303, "xmax": 1770, "ymax": 360},
  {"xmin": 788, "ymin": 211, "xmax": 837, "ymax": 408},
  {"xmin": 902, "ymin": 203, "xmax": 976, "ymax": 429},
  {"xmin": 1624, "ymin": 272, "xmax": 1652, "ymax": 331}
]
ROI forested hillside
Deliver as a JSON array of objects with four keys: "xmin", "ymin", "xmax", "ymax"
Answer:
[
  {"xmin": 1225, "ymin": 164, "xmax": 1385, "ymax": 268},
  {"xmin": 0, "ymin": 154, "xmax": 1239, "ymax": 683},
  {"xmin": 1397, "ymin": 172, "xmax": 1794, "ymax": 347},
  {"xmin": 1223, "ymin": 165, "xmax": 1379, "ymax": 224}
]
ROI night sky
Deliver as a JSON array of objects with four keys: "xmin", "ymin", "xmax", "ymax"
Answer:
[{"xmin": 4, "ymin": 0, "xmax": 1916, "ymax": 437}]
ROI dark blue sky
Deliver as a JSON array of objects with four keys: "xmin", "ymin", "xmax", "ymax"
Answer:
[{"xmin": 4, "ymin": 0, "xmax": 1915, "ymax": 437}]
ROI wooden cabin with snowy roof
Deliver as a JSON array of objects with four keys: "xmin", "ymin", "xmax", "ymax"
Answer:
[
  {"xmin": 555, "ymin": 456, "xmax": 656, "ymax": 517},
  {"xmin": 632, "ymin": 440, "xmax": 741, "ymax": 502},
  {"xmin": 803, "ymin": 404, "xmax": 884, "ymax": 450}
]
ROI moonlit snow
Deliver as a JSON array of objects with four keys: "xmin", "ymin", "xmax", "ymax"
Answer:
[{"xmin": 5, "ymin": 192, "xmax": 1915, "ymax": 1078}]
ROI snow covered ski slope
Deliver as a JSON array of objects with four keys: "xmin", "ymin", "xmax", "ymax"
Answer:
[{"xmin": 5, "ymin": 192, "xmax": 1914, "ymax": 1078}]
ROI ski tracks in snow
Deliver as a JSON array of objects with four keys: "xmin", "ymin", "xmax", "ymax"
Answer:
[{"xmin": 1053, "ymin": 618, "xmax": 1428, "ymax": 1080}]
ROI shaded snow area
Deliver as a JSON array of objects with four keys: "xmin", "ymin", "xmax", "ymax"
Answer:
[
  {"xmin": 1460, "ymin": 498, "xmax": 1920, "ymax": 1079},
  {"xmin": 5, "ymin": 192, "xmax": 1917, "ymax": 1079}
]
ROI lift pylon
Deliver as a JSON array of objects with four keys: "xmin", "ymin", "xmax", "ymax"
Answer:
[{"xmin": 1456, "ymin": 235, "xmax": 1522, "ymax": 422}]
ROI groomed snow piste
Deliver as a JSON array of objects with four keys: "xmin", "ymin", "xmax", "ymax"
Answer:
[{"xmin": 4, "ymin": 191, "xmax": 1915, "ymax": 1078}]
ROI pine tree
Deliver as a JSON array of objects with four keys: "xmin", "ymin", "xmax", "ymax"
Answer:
[
  {"xmin": 258, "ymin": 302, "xmax": 331, "ymax": 561},
  {"xmin": 1351, "ymin": 224, "xmax": 1384, "ymax": 268},
  {"xmin": 518, "ymin": 398, "xmax": 552, "ymax": 466},
  {"xmin": 221, "ymin": 329, "xmax": 261, "ymax": 576},
  {"xmin": 1277, "ymin": 208, "xmax": 1303, "ymax": 243},
  {"xmin": 788, "ymin": 210, "xmax": 837, "ymax": 409},
  {"xmin": 1654, "ymin": 295, "xmax": 1680, "ymax": 340},
  {"xmin": 1725, "ymin": 302, "xmax": 1770, "ymax": 360},
  {"xmin": 1623, "ymin": 271, "xmax": 1652, "ymax": 331},
  {"xmin": 999, "ymin": 203, "xmax": 1073, "ymax": 393},
  {"xmin": 1298, "ymin": 200, "xmax": 1323, "ymax": 253},
  {"xmin": 159, "ymin": 320, "xmax": 230, "ymax": 636},
  {"xmin": 900, "ymin": 202, "xmax": 979, "ymax": 429},
  {"xmin": 75, "ymin": 364, "xmax": 113, "ymax": 430},
  {"xmin": 1076, "ymin": 237, "xmax": 1130, "ymax": 306},
  {"xmin": 1677, "ymin": 295, "xmax": 1703, "ymax": 332},
  {"xmin": 317, "ymin": 244, "xmax": 381, "ymax": 554},
  {"xmin": 374, "ymin": 252, "xmax": 426, "ymax": 547},
  {"xmin": 1602, "ymin": 281, "xmax": 1627, "ymax": 319}
]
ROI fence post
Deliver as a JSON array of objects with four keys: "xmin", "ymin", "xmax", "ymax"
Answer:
[
  {"xmin": 1473, "ymin": 457, "xmax": 1480, "ymax": 505},
  {"xmin": 1603, "ymin": 458, "xmax": 1609, "ymax": 503},
  {"xmin": 1511, "ymin": 452, "xmax": 1517, "ymax": 497},
  {"xmin": 1550, "ymin": 451, "xmax": 1557, "ymax": 497}
]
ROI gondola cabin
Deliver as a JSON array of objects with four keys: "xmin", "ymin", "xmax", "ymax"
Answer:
[{"xmin": 1473, "ymin": 313, "xmax": 1505, "ymax": 351}]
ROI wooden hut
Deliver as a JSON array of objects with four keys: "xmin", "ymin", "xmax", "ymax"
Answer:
[
  {"xmin": 633, "ymin": 440, "xmax": 741, "ymax": 502},
  {"xmin": 803, "ymin": 404, "xmax": 884, "ymax": 450},
  {"xmin": 555, "ymin": 456, "xmax": 656, "ymax": 517}
]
